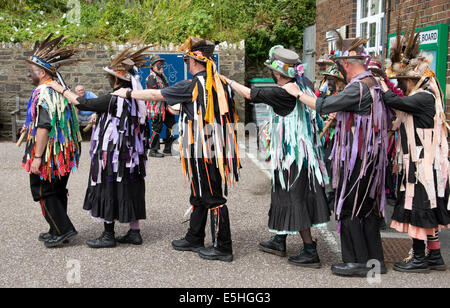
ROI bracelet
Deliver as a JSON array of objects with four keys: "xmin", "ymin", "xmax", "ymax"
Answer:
[
  {"xmin": 126, "ymin": 90, "xmax": 133, "ymax": 100},
  {"xmin": 297, "ymin": 91, "xmax": 304, "ymax": 99},
  {"xmin": 62, "ymin": 89, "xmax": 67, "ymax": 96},
  {"xmin": 229, "ymin": 80, "xmax": 234, "ymax": 86},
  {"xmin": 34, "ymin": 156, "xmax": 42, "ymax": 159}
]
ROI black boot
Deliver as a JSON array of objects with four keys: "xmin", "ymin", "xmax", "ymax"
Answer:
[
  {"xmin": 288, "ymin": 241, "xmax": 321, "ymax": 268},
  {"xmin": 331, "ymin": 263, "xmax": 371, "ymax": 277},
  {"xmin": 258, "ymin": 235, "xmax": 287, "ymax": 257},
  {"xmin": 86, "ymin": 232, "xmax": 117, "ymax": 248},
  {"xmin": 149, "ymin": 149, "xmax": 164, "ymax": 158},
  {"xmin": 39, "ymin": 232, "xmax": 70, "ymax": 244},
  {"xmin": 163, "ymin": 136, "xmax": 174, "ymax": 155},
  {"xmin": 116, "ymin": 229, "xmax": 143, "ymax": 245},
  {"xmin": 393, "ymin": 249, "xmax": 430, "ymax": 273},
  {"xmin": 44, "ymin": 229, "xmax": 78, "ymax": 248},
  {"xmin": 197, "ymin": 246, "xmax": 233, "ymax": 262},
  {"xmin": 38, "ymin": 232, "xmax": 53, "ymax": 242},
  {"xmin": 426, "ymin": 249, "xmax": 447, "ymax": 271},
  {"xmin": 172, "ymin": 238, "xmax": 204, "ymax": 252}
]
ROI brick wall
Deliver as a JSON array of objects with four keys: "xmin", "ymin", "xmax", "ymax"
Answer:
[
  {"xmin": 316, "ymin": 0, "xmax": 358, "ymax": 77},
  {"xmin": 0, "ymin": 41, "xmax": 246, "ymax": 140}
]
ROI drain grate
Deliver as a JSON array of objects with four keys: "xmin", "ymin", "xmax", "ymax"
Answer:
[{"xmin": 382, "ymin": 238, "xmax": 412, "ymax": 263}]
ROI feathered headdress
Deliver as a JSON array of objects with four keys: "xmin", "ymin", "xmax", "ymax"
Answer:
[
  {"xmin": 26, "ymin": 33, "xmax": 83, "ymax": 76},
  {"xmin": 329, "ymin": 29, "xmax": 371, "ymax": 60},
  {"xmin": 104, "ymin": 45, "xmax": 152, "ymax": 81},
  {"xmin": 179, "ymin": 37, "xmax": 216, "ymax": 63},
  {"xmin": 386, "ymin": 14, "xmax": 428, "ymax": 80}
]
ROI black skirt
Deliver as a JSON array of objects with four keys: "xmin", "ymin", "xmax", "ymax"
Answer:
[
  {"xmin": 392, "ymin": 172, "xmax": 450, "ymax": 229},
  {"xmin": 83, "ymin": 168, "xmax": 146, "ymax": 223},
  {"xmin": 268, "ymin": 163, "xmax": 331, "ymax": 233}
]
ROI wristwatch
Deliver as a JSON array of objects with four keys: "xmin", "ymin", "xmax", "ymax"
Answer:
[{"xmin": 297, "ymin": 91, "xmax": 304, "ymax": 100}]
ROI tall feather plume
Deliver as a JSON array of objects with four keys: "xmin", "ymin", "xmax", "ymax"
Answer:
[
  {"xmin": 179, "ymin": 36, "xmax": 192, "ymax": 53},
  {"xmin": 35, "ymin": 35, "xmax": 66, "ymax": 59},
  {"xmin": 403, "ymin": 13, "xmax": 423, "ymax": 62},
  {"xmin": 348, "ymin": 36, "xmax": 371, "ymax": 52},
  {"xmin": 404, "ymin": 13, "xmax": 418, "ymax": 58},
  {"xmin": 128, "ymin": 45, "xmax": 152, "ymax": 68},
  {"xmin": 390, "ymin": 19, "xmax": 403, "ymax": 64},
  {"xmin": 29, "ymin": 33, "xmax": 85, "ymax": 71},
  {"xmin": 109, "ymin": 47, "xmax": 134, "ymax": 71},
  {"xmin": 108, "ymin": 45, "xmax": 152, "ymax": 73}
]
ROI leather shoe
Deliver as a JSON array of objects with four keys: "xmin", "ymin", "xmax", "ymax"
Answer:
[
  {"xmin": 44, "ymin": 230, "xmax": 78, "ymax": 248},
  {"xmin": 39, "ymin": 232, "xmax": 69, "ymax": 244},
  {"xmin": 38, "ymin": 232, "xmax": 53, "ymax": 242},
  {"xmin": 86, "ymin": 231, "xmax": 117, "ymax": 248},
  {"xmin": 258, "ymin": 235, "xmax": 287, "ymax": 257},
  {"xmin": 116, "ymin": 229, "xmax": 143, "ymax": 245},
  {"xmin": 288, "ymin": 242, "xmax": 321, "ymax": 268},
  {"xmin": 426, "ymin": 250, "xmax": 447, "ymax": 271},
  {"xmin": 394, "ymin": 254, "xmax": 430, "ymax": 273},
  {"xmin": 172, "ymin": 238, "xmax": 204, "ymax": 252},
  {"xmin": 149, "ymin": 150, "xmax": 164, "ymax": 158},
  {"xmin": 331, "ymin": 263, "xmax": 370, "ymax": 277},
  {"xmin": 198, "ymin": 247, "xmax": 233, "ymax": 262}
]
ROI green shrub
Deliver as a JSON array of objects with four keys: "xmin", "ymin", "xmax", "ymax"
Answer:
[{"xmin": 0, "ymin": 0, "xmax": 315, "ymax": 64}]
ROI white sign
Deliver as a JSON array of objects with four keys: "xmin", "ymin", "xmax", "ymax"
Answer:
[
  {"xmin": 389, "ymin": 29, "xmax": 439, "ymax": 47},
  {"xmin": 418, "ymin": 29, "xmax": 438, "ymax": 44}
]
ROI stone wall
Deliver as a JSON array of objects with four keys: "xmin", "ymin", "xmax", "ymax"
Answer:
[{"xmin": 0, "ymin": 41, "xmax": 246, "ymax": 139}]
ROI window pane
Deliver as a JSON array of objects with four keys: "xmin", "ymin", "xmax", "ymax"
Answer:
[
  {"xmin": 361, "ymin": 22, "xmax": 368, "ymax": 39},
  {"xmin": 370, "ymin": 0, "xmax": 380, "ymax": 16},
  {"xmin": 369, "ymin": 22, "xmax": 376, "ymax": 47},
  {"xmin": 380, "ymin": 17, "xmax": 385, "ymax": 47},
  {"xmin": 361, "ymin": 0, "xmax": 368, "ymax": 18},
  {"xmin": 381, "ymin": 0, "xmax": 386, "ymax": 13}
]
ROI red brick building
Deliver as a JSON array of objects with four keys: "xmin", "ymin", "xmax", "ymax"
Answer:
[{"xmin": 315, "ymin": 0, "xmax": 450, "ymax": 126}]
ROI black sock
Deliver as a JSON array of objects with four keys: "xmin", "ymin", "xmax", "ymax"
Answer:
[
  {"xmin": 412, "ymin": 239, "xmax": 425, "ymax": 255},
  {"xmin": 104, "ymin": 222, "xmax": 115, "ymax": 233}
]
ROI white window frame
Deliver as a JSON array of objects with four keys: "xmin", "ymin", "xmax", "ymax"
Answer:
[{"xmin": 356, "ymin": 0, "xmax": 385, "ymax": 56}]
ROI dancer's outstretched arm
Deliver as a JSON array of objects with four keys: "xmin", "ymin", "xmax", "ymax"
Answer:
[
  {"xmin": 221, "ymin": 76, "xmax": 251, "ymax": 100},
  {"xmin": 112, "ymin": 88, "xmax": 164, "ymax": 102}
]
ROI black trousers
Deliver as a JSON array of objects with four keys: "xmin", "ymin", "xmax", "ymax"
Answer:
[
  {"xmin": 30, "ymin": 174, "xmax": 75, "ymax": 236},
  {"xmin": 184, "ymin": 157, "xmax": 232, "ymax": 253},
  {"xmin": 340, "ymin": 212, "xmax": 384, "ymax": 264},
  {"xmin": 150, "ymin": 112, "xmax": 176, "ymax": 151}
]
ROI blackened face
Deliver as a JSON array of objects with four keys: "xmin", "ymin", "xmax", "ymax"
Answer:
[
  {"xmin": 397, "ymin": 79, "xmax": 408, "ymax": 95},
  {"xmin": 108, "ymin": 74, "xmax": 116, "ymax": 89},
  {"xmin": 335, "ymin": 60, "xmax": 349, "ymax": 83},
  {"xmin": 270, "ymin": 71, "xmax": 279, "ymax": 84},
  {"xmin": 27, "ymin": 65, "xmax": 42, "ymax": 86}
]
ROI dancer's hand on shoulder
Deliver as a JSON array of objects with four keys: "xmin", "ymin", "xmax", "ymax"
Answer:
[
  {"xmin": 380, "ymin": 80, "xmax": 389, "ymax": 92},
  {"xmin": 111, "ymin": 88, "xmax": 128, "ymax": 98},
  {"xmin": 282, "ymin": 82, "xmax": 301, "ymax": 97},
  {"xmin": 47, "ymin": 81, "xmax": 64, "ymax": 94}
]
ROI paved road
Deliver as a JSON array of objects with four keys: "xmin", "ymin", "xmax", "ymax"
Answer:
[{"xmin": 0, "ymin": 141, "xmax": 448, "ymax": 288}]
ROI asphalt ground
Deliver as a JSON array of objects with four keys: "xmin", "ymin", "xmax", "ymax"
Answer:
[{"xmin": 0, "ymin": 140, "xmax": 449, "ymax": 288}]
